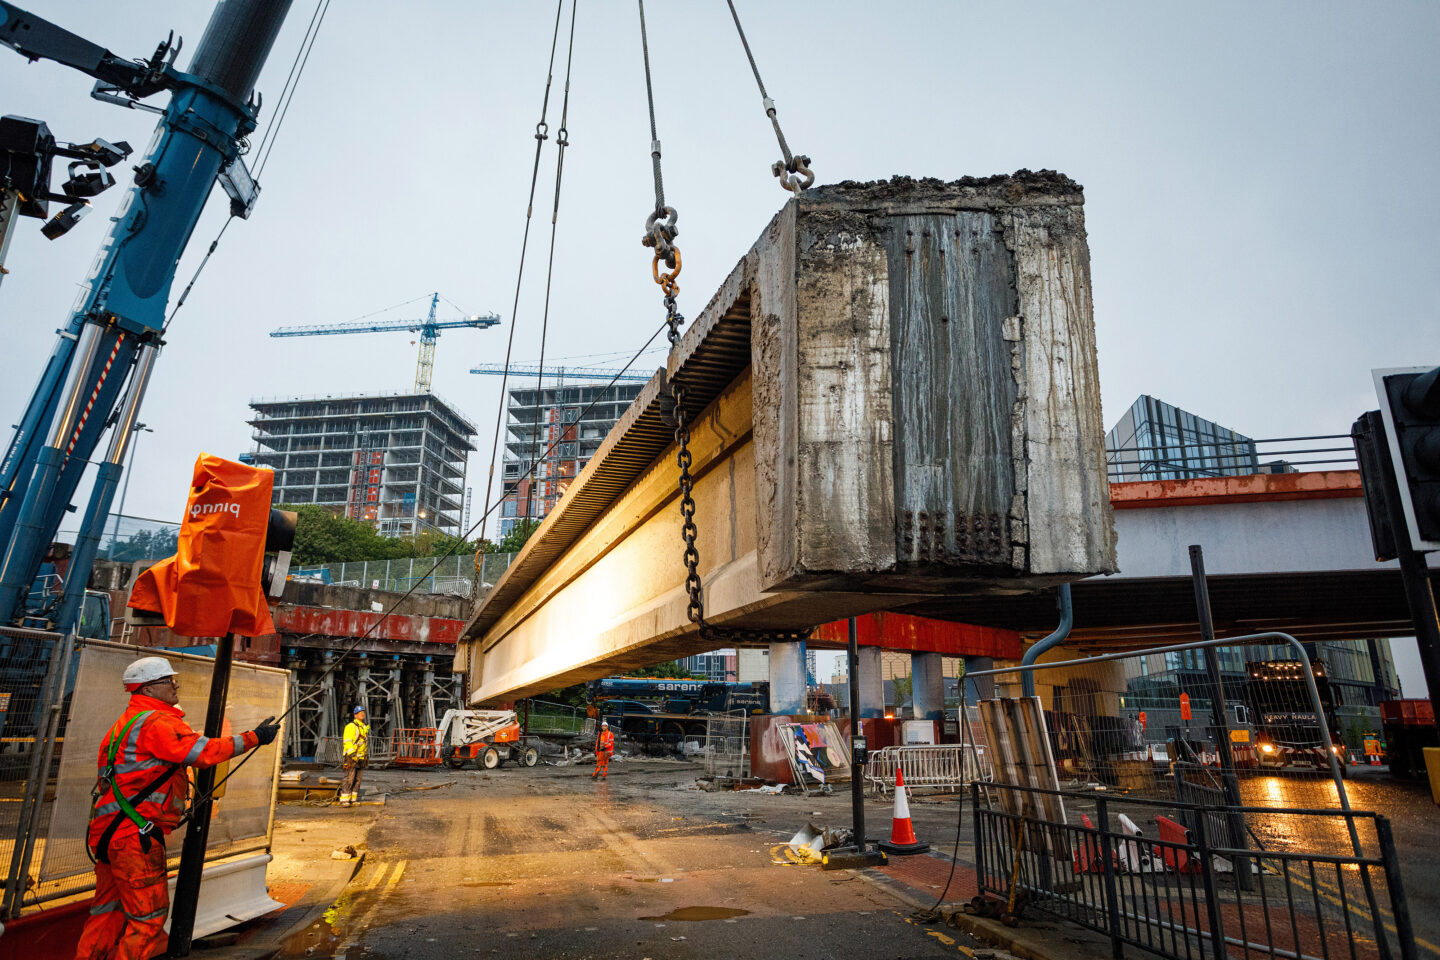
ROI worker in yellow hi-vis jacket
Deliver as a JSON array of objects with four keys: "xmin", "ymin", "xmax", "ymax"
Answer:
[{"xmin": 339, "ymin": 706, "xmax": 368, "ymax": 805}]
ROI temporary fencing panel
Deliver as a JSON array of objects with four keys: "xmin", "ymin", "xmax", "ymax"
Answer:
[
  {"xmin": 704, "ymin": 713, "xmax": 751, "ymax": 781},
  {"xmin": 960, "ymin": 633, "xmax": 1414, "ymax": 960},
  {"xmin": 523, "ymin": 700, "xmax": 586, "ymax": 737},
  {"xmin": 4, "ymin": 638, "xmax": 288, "ymax": 911},
  {"xmin": 963, "ymin": 634, "xmax": 1353, "ymax": 818}
]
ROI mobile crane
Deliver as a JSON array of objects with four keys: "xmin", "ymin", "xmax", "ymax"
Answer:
[{"xmin": 0, "ymin": 1, "xmax": 291, "ymax": 636}]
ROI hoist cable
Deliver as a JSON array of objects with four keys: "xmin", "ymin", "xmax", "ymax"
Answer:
[
  {"xmin": 635, "ymin": 0, "xmax": 677, "ymax": 269},
  {"xmin": 475, "ymin": 0, "xmax": 570, "ymax": 558},
  {"xmin": 177, "ymin": 317, "xmax": 672, "ymax": 818},
  {"xmin": 162, "ymin": 216, "xmax": 234, "ymax": 333},
  {"xmin": 162, "ymin": 0, "xmax": 332, "ymax": 332},
  {"xmin": 723, "ymin": 0, "xmax": 814, "ymax": 194},
  {"xmin": 252, "ymin": 0, "xmax": 325, "ymax": 164},
  {"xmin": 521, "ymin": 0, "xmax": 579, "ymax": 530},
  {"xmin": 636, "ymin": 0, "xmax": 665, "ymax": 214},
  {"xmin": 255, "ymin": 0, "xmax": 332, "ymax": 178}
]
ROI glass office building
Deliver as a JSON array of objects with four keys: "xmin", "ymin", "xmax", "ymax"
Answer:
[{"xmin": 1106, "ymin": 395, "xmax": 1258, "ymax": 483}]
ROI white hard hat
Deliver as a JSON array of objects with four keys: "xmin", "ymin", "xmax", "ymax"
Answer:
[
  {"xmin": 123, "ymin": 656, "xmax": 177, "ymax": 691},
  {"xmin": 601, "ymin": 720, "xmax": 609, "ymax": 728}
]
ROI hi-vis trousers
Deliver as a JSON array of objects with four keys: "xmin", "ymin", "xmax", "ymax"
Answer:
[{"xmin": 74, "ymin": 831, "xmax": 170, "ymax": 960}]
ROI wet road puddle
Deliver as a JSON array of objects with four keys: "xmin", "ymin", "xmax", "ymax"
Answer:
[{"xmin": 639, "ymin": 906, "xmax": 751, "ymax": 922}]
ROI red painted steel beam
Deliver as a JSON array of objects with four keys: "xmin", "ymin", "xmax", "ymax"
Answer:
[
  {"xmin": 810, "ymin": 611, "xmax": 1022, "ymax": 659},
  {"xmin": 1110, "ymin": 470, "xmax": 1362, "ymax": 510}
]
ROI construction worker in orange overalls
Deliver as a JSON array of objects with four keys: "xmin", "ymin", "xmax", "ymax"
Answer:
[
  {"xmin": 592, "ymin": 719, "xmax": 615, "ymax": 780},
  {"xmin": 74, "ymin": 657, "xmax": 279, "ymax": 960}
]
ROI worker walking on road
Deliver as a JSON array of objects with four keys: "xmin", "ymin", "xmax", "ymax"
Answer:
[
  {"xmin": 593, "ymin": 719, "xmax": 615, "ymax": 780},
  {"xmin": 75, "ymin": 657, "xmax": 279, "ymax": 960},
  {"xmin": 339, "ymin": 706, "xmax": 369, "ymax": 805}
]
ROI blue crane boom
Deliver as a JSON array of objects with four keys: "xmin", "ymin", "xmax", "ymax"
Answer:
[
  {"xmin": 469, "ymin": 362, "xmax": 653, "ymax": 384},
  {"xmin": 0, "ymin": 0, "xmax": 292, "ymax": 634},
  {"xmin": 270, "ymin": 292, "xmax": 500, "ymax": 393}
]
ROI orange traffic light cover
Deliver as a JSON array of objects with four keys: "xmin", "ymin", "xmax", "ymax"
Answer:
[{"xmin": 128, "ymin": 454, "xmax": 275, "ymax": 638}]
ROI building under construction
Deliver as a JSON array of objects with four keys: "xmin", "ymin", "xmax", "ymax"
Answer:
[
  {"xmin": 248, "ymin": 391, "xmax": 477, "ymax": 537},
  {"xmin": 499, "ymin": 379, "xmax": 645, "ymax": 537}
]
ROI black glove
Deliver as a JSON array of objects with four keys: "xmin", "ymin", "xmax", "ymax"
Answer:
[{"xmin": 253, "ymin": 716, "xmax": 280, "ymax": 747}]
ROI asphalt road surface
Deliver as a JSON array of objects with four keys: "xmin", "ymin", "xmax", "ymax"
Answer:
[{"xmin": 269, "ymin": 759, "xmax": 995, "ymax": 960}]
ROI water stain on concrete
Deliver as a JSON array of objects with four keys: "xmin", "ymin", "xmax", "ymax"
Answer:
[{"xmin": 638, "ymin": 906, "xmax": 752, "ymax": 922}]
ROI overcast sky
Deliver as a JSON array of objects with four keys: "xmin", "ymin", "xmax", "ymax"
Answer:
[{"xmin": 3, "ymin": 2, "xmax": 1437, "ymax": 688}]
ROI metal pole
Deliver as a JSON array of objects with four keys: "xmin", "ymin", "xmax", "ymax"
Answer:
[
  {"xmin": 1376, "ymin": 816, "xmax": 1419, "ymax": 960},
  {"xmin": 1187, "ymin": 545, "xmax": 1251, "ymax": 888},
  {"xmin": 1095, "ymin": 795, "xmax": 1125, "ymax": 960},
  {"xmin": 848, "ymin": 616, "xmax": 866, "ymax": 851},
  {"xmin": 1190, "ymin": 812, "xmax": 1227, "ymax": 960},
  {"xmin": 1394, "ymin": 543, "xmax": 1440, "ymax": 702},
  {"xmin": 1362, "ymin": 409, "xmax": 1440, "ymax": 701},
  {"xmin": 167, "ymin": 633, "xmax": 236, "ymax": 956}
]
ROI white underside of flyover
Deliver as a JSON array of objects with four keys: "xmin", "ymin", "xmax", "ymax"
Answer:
[{"xmin": 1112, "ymin": 495, "xmax": 1437, "ymax": 578}]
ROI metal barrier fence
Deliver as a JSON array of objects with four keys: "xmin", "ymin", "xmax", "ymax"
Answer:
[
  {"xmin": 864, "ymin": 744, "xmax": 990, "ymax": 796},
  {"xmin": 704, "ymin": 713, "xmax": 751, "ymax": 782},
  {"xmin": 1, "ymin": 635, "xmax": 287, "ymax": 917},
  {"xmin": 963, "ymin": 634, "xmax": 1354, "ymax": 819},
  {"xmin": 522, "ymin": 700, "xmax": 586, "ymax": 737},
  {"xmin": 972, "ymin": 781, "xmax": 1414, "ymax": 960},
  {"xmin": 292, "ymin": 553, "xmax": 517, "ymax": 596}
]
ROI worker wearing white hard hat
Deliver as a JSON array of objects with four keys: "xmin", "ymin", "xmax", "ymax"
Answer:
[
  {"xmin": 592, "ymin": 719, "xmax": 615, "ymax": 780},
  {"xmin": 76, "ymin": 657, "xmax": 279, "ymax": 960}
]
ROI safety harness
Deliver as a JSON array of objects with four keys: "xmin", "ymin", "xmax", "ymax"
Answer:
[{"xmin": 88, "ymin": 711, "xmax": 182, "ymax": 863}]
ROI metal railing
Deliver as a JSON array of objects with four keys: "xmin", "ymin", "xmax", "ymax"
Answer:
[
  {"xmin": 1106, "ymin": 434, "xmax": 1357, "ymax": 482},
  {"xmin": 863, "ymin": 743, "xmax": 990, "ymax": 796},
  {"xmin": 973, "ymin": 781, "xmax": 1415, "ymax": 960}
]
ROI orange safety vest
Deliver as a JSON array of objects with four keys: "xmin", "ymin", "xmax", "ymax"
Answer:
[
  {"xmin": 88, "ymin": 694, "xmax": 256, "ymax": 847},
  {"xmin": 597, "ymin": 729, "xmax": 615, "ymax": 755}
]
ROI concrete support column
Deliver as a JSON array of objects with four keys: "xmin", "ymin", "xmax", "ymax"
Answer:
[
  {"xmin": 963, "ymin": 656, "xmax": 994, "ymax": 703},
  {"xmin": 769, "ymin": 642, "xmax": 807, "ymax": 715},
  {"xmin": 858, "ymin": 647, "xmax": 884, "ymax": 718},
  {"xmin": 911, "ymin": 652, "xmax": 945, "ymax": 723}
]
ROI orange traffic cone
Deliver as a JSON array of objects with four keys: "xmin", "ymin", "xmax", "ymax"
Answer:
[{"xmin": 878, "ymin": 768, "xmax": 929, "ymax": 855}]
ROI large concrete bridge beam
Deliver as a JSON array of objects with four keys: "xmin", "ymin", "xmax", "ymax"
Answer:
[{"xmin": 459, "ymin": 174, "xmax": 1117, "ymax": 704}]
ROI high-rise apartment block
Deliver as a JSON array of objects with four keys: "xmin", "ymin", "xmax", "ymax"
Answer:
[
  {"xmin": 499, "ymin": 380, "xmax": 645, "ymax": 537},
  {"xmin": 248, "ymin": 392, "xmax": 476, "ymax": 537}
]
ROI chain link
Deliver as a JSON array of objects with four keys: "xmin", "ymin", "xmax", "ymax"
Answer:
[{"xmin": 669, "ymin": 380, "xmax": 812, "ymax": 646}]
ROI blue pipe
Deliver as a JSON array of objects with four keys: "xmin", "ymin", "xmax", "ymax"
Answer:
[{"xmin": 1021, "ymin": 583, "xmax": 1073, "ymax": 697}]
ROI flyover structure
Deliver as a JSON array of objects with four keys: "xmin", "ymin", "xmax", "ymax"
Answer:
[
  {"xmin": 456, "ymin": 173, "xmax": 1118, "ymax": 705},
  {"xmin": 906, "ymin": 469, "xmax": 1439, "ymax": 649}
]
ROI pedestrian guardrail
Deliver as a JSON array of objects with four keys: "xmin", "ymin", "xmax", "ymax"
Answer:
[
  {"xmin": 863, "ymin": 744, "xmax": 990, "ymax": 796},
  {"xmin": 972, "ymin": 780, "xmax": 1416, "ymax": 960}
]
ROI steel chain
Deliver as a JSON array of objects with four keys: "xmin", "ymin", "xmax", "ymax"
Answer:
[{"xmin": 668, "ymin": 380, "xmax": 812, "ymax": 646}]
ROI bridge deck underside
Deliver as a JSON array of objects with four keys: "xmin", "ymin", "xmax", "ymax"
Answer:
[{"xmin": 900, "ymin": 568, "xmax": 1438, "ymax": 650}]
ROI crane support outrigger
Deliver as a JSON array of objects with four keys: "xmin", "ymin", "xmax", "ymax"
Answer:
[{"xmin": 0, "ymin": 0, "xmax": 292, "ymax": 633}]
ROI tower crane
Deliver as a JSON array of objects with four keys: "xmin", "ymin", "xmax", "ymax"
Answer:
[
  {"xmin": 469, "ymin": 363, "xmax": 653, "ymax": 384},
  {"xmin": 271, "ymin": 292, "xmax": 500, "ymax": 394}
]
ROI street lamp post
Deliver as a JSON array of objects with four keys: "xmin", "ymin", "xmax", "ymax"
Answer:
[{"xmin": 108, "ymin": 423, "xmax": 152, "ymax": 558}]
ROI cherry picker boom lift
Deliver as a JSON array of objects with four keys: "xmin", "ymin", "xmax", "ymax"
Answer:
[{"xmin": 0, "ymin": 0, "xmax": 292, "ymax": 633}]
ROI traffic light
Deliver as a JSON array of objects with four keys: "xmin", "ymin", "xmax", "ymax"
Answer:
[
  {"xmin": 1352, "ymin": 410, "xmax": 1400, "ymax": 562},
  {"xmin": 1374, "ymin": 366, "xmax": 1440, "ymax": 553}
]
